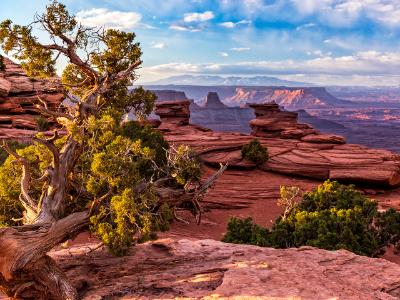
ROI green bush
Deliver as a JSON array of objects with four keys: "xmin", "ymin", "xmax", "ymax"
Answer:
[
  {"xmin": 223, "ymin": 180, "xmax": 400, "ymax": 257},
  {"xmin": 222, "ymin": 217, "xmax": 270, "ymax": 247},
  {"xmin": 0, "ymin": 55, "xmax": 4, "ymax": 71},
  {"xmin": 241, "ymin": 139, "xmax": 269, "ymax": 165},
  {"xmin": 36, "ymin": 116, "xmax": 50, "ymax": 131}
]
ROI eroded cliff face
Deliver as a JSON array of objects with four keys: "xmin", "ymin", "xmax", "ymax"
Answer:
[
  {"xmin": 155, "ymin": 100, "xmax": 400, "ymax": 187},
  {"xmin": 226, "ymin": 87, "xmax": 350, "ymax": 109},
  {"xmin": 0, "ymin": 56, "xmax": 64, "ymax": 139}
]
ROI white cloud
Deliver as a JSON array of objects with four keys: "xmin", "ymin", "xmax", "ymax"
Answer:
[
  {"xmin": 291, "ymin": 0, "xmax": 400, "ymax": 27},
  {"xmin": 150, "ymin": 42, "xmax": 166, "ymax": 49},
  {"xmin": 230, "ymin": 47, "xmax": 251, "ymax": 52},
  {"xmin": 219, "ymin": 52, "xmax": 229, "ymax": 57},
  {"xmin": 219, "ymin": 20, "xmax": 252, "ymax": 28},
  {"xmin": 76, "ymin": 8, "xmax": 142, "ymax": 30},
  {"xmin": 169, "ymin": 24, "xmax": 201, "ymax": 32},
  {"xmin": 296, "ymin": 23, "xmax": 316, "ymax": 31},
  {"xmin": 144, "ymin": 51, "xmax": 400, "ymax": 77},
  {"xmin": 219, "ymin": 22, "xmax": 236, "ymax": 28},
  {"xmin": 183, "ymin": 11, "xmax": 215, "ymax": 22}
]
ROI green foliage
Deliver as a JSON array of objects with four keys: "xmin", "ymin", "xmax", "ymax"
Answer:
[
  {"xmin": 241, "ymin": 139, "xmax": 269, "ymax": 165},
  {"xmin": 36, "ymin": 116, "xmax": 50, "ymax": 131},
  {"xmin": 90, "ymin": 187, "xmax": 164, "ymax": 256},
  {"xmin": 0, "ymin": 1, "xmax": 201, "ymax": 257},
  {"xmin": 0, "ymin": 141, "xmax": 25, "ymax": 165},
  {"xmin": 0, "ymin": 141, "xmax": 53, "ymax": 225},
  {"xmin": 223, "ymin": 180, "xmax": 400, "ymax": 257},
  {"xmin": 0, "ymin": 19, "xmax": 55, "ymax": 78},
  {"xmin": 222, "ymin": 217, "xmax": 270, "ymax": 247},
  {"xmin": 121, "ymin": 121, "xmax": 169, "ymax": 171},
  {"xmin": 167, "ymin": 145, "xmax": 202, "ymax": 187},
  {"xmin": 0, "ymin": 55, "xmax": 4, "ymax": 71}
]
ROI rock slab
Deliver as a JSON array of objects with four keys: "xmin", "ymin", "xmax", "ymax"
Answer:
[{"xmin": 49, "ymin": 238, "xmax": 400, "ymax": 299}]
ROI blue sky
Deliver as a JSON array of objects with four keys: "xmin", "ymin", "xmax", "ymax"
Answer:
[{"xmin": 1, "ymin": 0, "xmax": 400, "ymax": 86}]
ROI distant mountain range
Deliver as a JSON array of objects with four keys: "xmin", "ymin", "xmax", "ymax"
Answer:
[
  {"xmin": 146, "ymin": 85, "xmax": 352, "ymax": 109},
  {"xmin": 143, "ymin": 75, "xmax": 312, "ymax": 87}
]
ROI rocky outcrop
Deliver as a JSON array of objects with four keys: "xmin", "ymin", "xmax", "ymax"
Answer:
[
  {"xmin": 49, "ymin": 238, "xmax": 400, "ymax": 299},
  {"xmin": 204, "ymin": 92, "xmax": 227, "ymax": 109},
  {"xmin": 152, "ymin": 90, "xmax": 189, "ymax": 102},
  {"xmin": 0, "ymin": 56, "xmax": 64, "ymax": 138},
  {"xmin": 155, "ymin": 100, "xmax": 191, "ymax": 127},
  {"xmin": 156, "ymin": 101, "xmax": 400, "ymax": 186},
  {"xmin": 249, "ymin": 103, "xmax": 345, "ymax": 144}
]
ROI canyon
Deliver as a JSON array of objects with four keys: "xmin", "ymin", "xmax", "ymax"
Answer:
[
  {"xmin": 2, "ymin": 59, "xmax": 400, "ymax": 299},
  {"xmin": 149, "ymin": 86, "xmax": 400, "ymax": 152}
]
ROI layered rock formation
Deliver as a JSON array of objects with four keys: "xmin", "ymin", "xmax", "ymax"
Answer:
[
  {"xmin": 190, "ymin": 92, "xmax": 254, "ymax": 133},
  {"xmin": 155, "ymin": 101, "xmax": 400, "ymax": 186},
  {"xmin": 50, "ymin": 238, "xmax": 400, "ymax": 299},
  {"xmin": 204, "ymin": 92, "xmax": 227, "ymax": 109},
  {"xmin": 226, "ymin": 86, "xmax": 351, "ymax": 109},
  {"xmin": 155, "ymin": 100, "xmax": 191, "ymax": 127},
  {"xmin": 249, "ymin": 103, "xmax": 345, "ymax": 143},
  {"xmin": 0, "ymin": 56, "xmax": 64, "ymax": 139},
  {"xmin": 152, "ymin": 90, "xmax": 189, "ymax": 102}
]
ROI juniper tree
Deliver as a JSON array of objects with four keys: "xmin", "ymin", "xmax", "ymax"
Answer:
[{"xmin": 0, "ymin": 1, "xmax": 225, "ymax": 299}]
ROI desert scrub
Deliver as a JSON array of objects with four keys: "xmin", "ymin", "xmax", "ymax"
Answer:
[
  {"xmin": 241, "ymin": 139, "xmax": 269, "ymax": 165},
  {"xmin": 223, "ymin": 180, "xmax": 400, "ymax": 257},
  {"xmin": 36, "ymin": 116, "xmax": 50, "ymax": 131},
  {"xmin": 0, "ymin": 55, "xmax": 4, "ymax": 70}
]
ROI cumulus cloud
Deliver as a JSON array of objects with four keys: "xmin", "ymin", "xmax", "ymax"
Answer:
[
  {"xmin": 219, "ymin": 52, "xmax": 229, "ymax": 57},
  {"xmin": 76, "ymin": 8, "xmax": 142, "ymax": 30},
  {"xmin": 291, "ymin": 0, "xmax": 400, "ymax": 27},
  {"xmin": 183, "ymin": 11, "xmax": 214, "ymax": 22},
  {"xmin": 144, "ymin": 51, "xmax": 400, "ymax": 76}
]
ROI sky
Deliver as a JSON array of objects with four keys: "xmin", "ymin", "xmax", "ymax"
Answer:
[{"xmin": 1, "ymin": 0, "xmax": 400, "ymax": 86}]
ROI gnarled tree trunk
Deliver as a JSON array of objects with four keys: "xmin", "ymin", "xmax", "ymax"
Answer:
[{"xmin": 0, "ymin": 212, "xmax": 89, "ymax": 299}]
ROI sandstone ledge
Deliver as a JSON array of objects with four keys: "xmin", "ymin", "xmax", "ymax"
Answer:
[{"xmin": 49, "ymin": 238, "xmax": 400, "ymax": 299}]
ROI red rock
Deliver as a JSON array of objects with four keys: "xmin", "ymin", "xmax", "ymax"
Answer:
[
  {"xmin": 155, "ymin": 101, "xmax": 400, "ymax": 186},
  {"xmin": 155, "ymin": 100, "xmax": 191, "ymax": 126},
  {"xmin": 0, "ymin": 56, "xmax": 64, "ymax": 134},
  {"xmin": 301, "ymin": 134, "xmax": 346, "ymax": 144},
  {"xmin": 46, "ymin": 238, "xmax": 400, "ymax": 299}
]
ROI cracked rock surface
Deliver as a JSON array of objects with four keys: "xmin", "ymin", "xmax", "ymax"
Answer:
[{"xmin": 51, "ymin": 238, "xmax": 400, "ymax": 300}]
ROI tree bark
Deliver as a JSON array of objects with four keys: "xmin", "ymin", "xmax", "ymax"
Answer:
[{"xmin": 0, "ymin": 211, "xmax": 89, "ymax": 299}]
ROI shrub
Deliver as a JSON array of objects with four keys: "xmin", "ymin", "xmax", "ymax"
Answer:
[
  {"xmin": 121, "ymin": 121, "xmax": 169, "ymax": 175},
  {"xmin": 222, "ymin": 217, "xmax": 270, "ymax": 247},
  {"xmin": 241, "ymin": 139, "xmax": 268, "ymax": 165},
  {"xmin": 0, "ymin": 55, "xmax": 4, "ymax": 71},
  {"xmin": 36, "ymin": 116, "xmax": 50, "ymax": 131},
  {"xmin": 0, "ymin": 141, "xmax": 26, "ymax": 165},
  {"xmin": 223, "ymin": 180, "xmax": 400, "ymax": 257}
]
